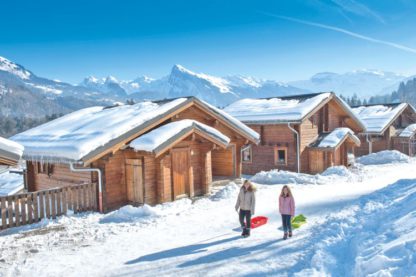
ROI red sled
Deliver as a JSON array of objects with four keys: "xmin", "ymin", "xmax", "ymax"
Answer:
[{"xmin": 251, "ymin": 216, "xmax": 268, "ymax": 229}]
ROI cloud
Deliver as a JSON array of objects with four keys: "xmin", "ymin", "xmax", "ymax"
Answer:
[
  {"xmin": 328, "ymin": 0, "xmax": 385, "ymax": 23},
  {"xmin": 261, "ymin": 12, "xmax": 416, "ymax": 54}
]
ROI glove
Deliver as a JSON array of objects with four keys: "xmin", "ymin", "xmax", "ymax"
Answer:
[{"xmin": 235, "ymin": 206, "xmax": 239, "ymax": 212}]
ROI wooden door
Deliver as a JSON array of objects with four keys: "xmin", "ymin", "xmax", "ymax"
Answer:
[
  {"xmin": 125, "ymin": 159, "xmax": 144, "ymax": 205},
  {"xmin": 308, "ymin": 150, "xmax": 324, "ymax": 174},
  {"xmin": 171, "ymin": 148, "xmax": 189, "ymax": 199}
]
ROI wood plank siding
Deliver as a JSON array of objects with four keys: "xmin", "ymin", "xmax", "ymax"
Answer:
[{"xmin": 242, "ymin": 98, "xmax": 362, "ymax": 175}]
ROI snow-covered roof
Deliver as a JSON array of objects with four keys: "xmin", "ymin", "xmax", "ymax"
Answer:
[
  {"xmin": 399, "ymin": 123, "xmax": 416, "ymax": 138},
  {"xmin": 312, "ymin": 128, "xmax": 360, "ymax": 149},
  {"xmin": 130, "ymin": 119, "xmax": 230, "ymax": 155},
  {"xmin": 224, "ymin": 93, "xmax": 331, "ymax": 123},
  {"xmin": 0, "ymin": 171, "xmax": 24, "ymax": 196},
  {"xmin": 0, "ymin": 137, "xmax": 24, "ymax": 165},
  {"xmin": 12, "ymin": 97, "xmax": 258, "ymax": 163},
  {"xmin": 352, "ymin": 103, "xmax": 410, "ymax": 134}
]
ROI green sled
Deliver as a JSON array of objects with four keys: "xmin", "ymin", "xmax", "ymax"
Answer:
[{"xmin": 291, "ymin": 214, "xmax": 307, "ymax": 229}]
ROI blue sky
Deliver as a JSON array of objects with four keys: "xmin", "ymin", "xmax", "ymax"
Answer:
[{"xmin": 1, "ymin": 0, "xmax": 416, "ymax": 83}]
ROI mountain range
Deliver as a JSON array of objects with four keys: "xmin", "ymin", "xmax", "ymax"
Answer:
[{"xmin": 0, "ymin": 55, "xmax": 413, "ymax": 119}]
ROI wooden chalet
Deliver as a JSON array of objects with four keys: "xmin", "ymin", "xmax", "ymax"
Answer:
[
  {"xmin": 12, "ymin": 97, "xmax": 259, "ymax": 212},
  {"xmin": 224, "ymin": 92, "xmax": 365, "ymax": 174},
  {"xmin": 352, "ymin": 103, "xmax": 416, "ymax": 156}
]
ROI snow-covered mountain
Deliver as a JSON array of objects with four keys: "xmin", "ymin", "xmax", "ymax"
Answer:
[
  {"xmin": 2, "ymin": 54, "xmax": 413, "ymax": 119},
  {"xmin": 81, "ymin": 64, "xmax": 310, "ymax": 106},
  {"xmin": 0, "ymin": 56, "xmax": 124, "ymax": 118},
  {"xmin": 290, "ymin": 70, "xmax": 408, "ymax": 98}
]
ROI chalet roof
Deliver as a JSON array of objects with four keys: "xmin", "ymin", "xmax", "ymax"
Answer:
[
  {"xmin": 0, "ymin": 137, "xmax": 24, "ymax": 166},
  {"xmin": 12, "ymin": 97, "xmax": 259, "ymax": 164},
  {"xmin": 223, "ymin": 92, "xmax": 365, "ymax": 129},
  {"xmin": 130, "ymin": 119, "xmax": 230, "ymax": 156},
  {"xmin": 309, "ymin": 127, "xmax": 360, "ymax": 150},
  {"xmin": 352, "ymin": 103, "xmax": 415, "ymax": 135},
  {"xmin": 398, "ymin": 123, "xmax": 416, "ymax": 138}
]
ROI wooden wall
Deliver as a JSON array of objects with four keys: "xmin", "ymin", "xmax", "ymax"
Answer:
[
  {"xmin": 392, "ymin": 137, "xmax": 410, "ymax": 156},
  {"xmin": 299, "ymin": 118, "xmax": 319, "ymax": 173},
  {"xmin": 27, "ymin": 162, "xmax": 92, "ymax": 192},
  {"xmin": 242, "ymin": 100, "xmax": 361, "ymax": 175},
  {"xmin": 241, "ymin": 124, "xmax": 297, "ymax": 175},
  {"xmin": 172, "ymin": 105, "xmax": 248, "ymax": 177}
]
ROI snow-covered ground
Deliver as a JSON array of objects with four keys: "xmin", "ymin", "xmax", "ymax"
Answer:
[{"xmin": 1, "ymin": 151, "xmax": 416, "ymax": 277}]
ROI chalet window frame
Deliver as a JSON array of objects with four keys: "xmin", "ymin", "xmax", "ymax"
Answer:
[
  {"xmin": 274, "ymin": 146, "xmax": 288, "ymax": 165},
  {"xmin": 241, "ymin": 145, "xmax": 252, "ymax": 163}
]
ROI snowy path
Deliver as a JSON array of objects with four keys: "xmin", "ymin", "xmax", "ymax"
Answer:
[{"xmin": 1, "ymin": 157, "xmax": 416, "ymax": 276}]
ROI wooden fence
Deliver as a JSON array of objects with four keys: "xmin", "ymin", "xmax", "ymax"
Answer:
[{"xmin": 0, "ymin": 183, "xmax": 97, "ymax": 231}]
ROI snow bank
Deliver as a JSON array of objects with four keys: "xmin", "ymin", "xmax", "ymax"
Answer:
[
  {"xmin": 352, "ymin": 103, "xmax": 407, "ymax": 133},
  {"xmin": 100, "ymin": 199, "xmax": 193, "ymax": 224},
  {"xmin": 251, "ymin": 166, "xmax": 359, "ymax": 186},
  {"xmin": 130, "ymin": 119, "xmax": 230, "ymax": 152},
  {"xmin": 317, "ymin": 128, "xmax": 359, "ymax": 148},
  {"xmin": 0, "ymin": 171, "xmax": 24, "ymax": 196},
  {"xmin": 295, "ymin": 178, "xmax": 416, "ymax": 276},
  {"xmin": 100, "ymin": 205, "xmax": 158, "ymax": 223},
  {"xmin": 210, "ymin": 182, "xmax": 240, "ymax": 201},
  {"xmin": 223, "ymin": 93, "xmax": 330, "ymax": 123},
  {"xmin": 320, "ymin": 166, "xmax": 353, "ymax": 178},
  {"xmin": 251, "ymin": 169, "xmax": 322, "ymax": 185},
  {"xmin": 356, "ymin": 150, "xmax": 410, "ymax": 165}
]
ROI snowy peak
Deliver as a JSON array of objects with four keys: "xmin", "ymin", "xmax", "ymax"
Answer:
[
  {"xmin": 290, "ymin": 69, "xmax": 408, "ymax": 98},
  {"xmin": 169, "ymin": 64, "xmax": 232, "ymax": 94},
  {"xmin": 0, "ymin": 56, "xmax": 32, "ymax": 80}
]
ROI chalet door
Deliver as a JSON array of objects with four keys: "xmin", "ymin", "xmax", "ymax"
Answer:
[
  {"xmin": 125, "ymin": 159, "xmax": 144, "ymax": 205},
  {"xmin": 171, "ymin": 148, "xmax": 189, "ymax": 199}
]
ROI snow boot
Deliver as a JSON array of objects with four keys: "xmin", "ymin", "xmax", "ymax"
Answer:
[
  {"xmin": 289, "ymin": 231, "xmax": 293, "ymax": 238},
  {"xmin": 283, "ymin": 233, "xmax": 288, "ymax": 240},
  {"xmin": 244, "ymin": 228, "xmax": 251, "ymax": 238},
  {"xmin": 242, "ymin": 228, "xmax": 247, "ymax": 237}
]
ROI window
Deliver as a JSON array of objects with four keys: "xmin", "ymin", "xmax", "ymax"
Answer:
[
  {"xmin": 37, "ymin": 162, "xmax": 54, "ymax": 176},
  {"xmin": 274, "ymin": 147, "xmax": 287, "ymax": 165},
  {"xmin": 241, "ymin": 145, "xmax": 252, "ymax": 163}
]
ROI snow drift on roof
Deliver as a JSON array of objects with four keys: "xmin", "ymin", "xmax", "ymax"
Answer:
[
  {"xmin": 317, "ymin": 128, "xmax": 359, "ymax": 148},
  {"xmin": 223, "ymin": 93, "xmax": 331, "ymax": 123},
  {"xmin": 352, "ymin": 103, "xmax": 407, "ymax": 134},
  {"xmin": 399, "ymin": 123, "xmax": 416, "ymax": 137},
  {"xmin": 0, "ymin": 137, "xmax": 24, "ymax": 158},
  {"xmin": 197, "ymin": 98, "xmax": 260, "ymax": 141},
  {"xmin": 130, "ymin": 119, "xmax": 230, "ymax": 153},
  {"xmin": 11, "ymin": 98, "xmax": 188, "ymax": 162}
]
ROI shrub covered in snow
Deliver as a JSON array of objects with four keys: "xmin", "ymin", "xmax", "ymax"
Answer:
[{"xmin": 356, "ymin": 150, "xmax": 410, "ymax": 165}]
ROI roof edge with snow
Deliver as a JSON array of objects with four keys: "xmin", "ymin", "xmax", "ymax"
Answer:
[
  {"xmin": 130, "ymin": 120, "xmax": 230, "ymax": 156},
  {"xmin": 0, "ymin": 137, "xmax": 24, "ymax": 166},
  {"xmin": 310, "ymin": 128, "xmax": 361, "ymax": 150},
  {"xmin": 356, "ymin": 103, "xmax": 415, "ymax": 135}
]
